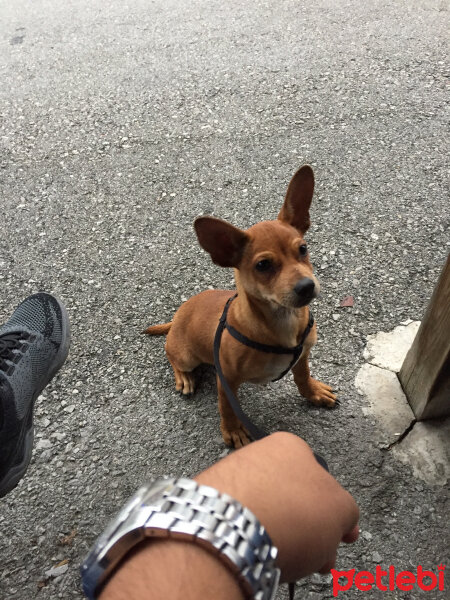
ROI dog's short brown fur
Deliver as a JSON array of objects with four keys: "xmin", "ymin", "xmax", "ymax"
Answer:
[{"xmin": 144, "ymin": 165, "xmax": 336, "ymax": 447}]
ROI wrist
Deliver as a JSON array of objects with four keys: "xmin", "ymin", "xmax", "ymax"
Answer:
[
  {"xmin": 81, "ymin": 477, "xmax": 280, "ymax": 600},
  {"xmin": 194, "ymin": 432, "xmax": 327, "ymax": 581},
  {"xmin": 100, "ymin": 538, "xmax": 245, "ymax": 600}
]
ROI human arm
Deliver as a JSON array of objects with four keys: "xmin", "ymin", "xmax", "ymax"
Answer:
[{"xmin": 100, "ymin": 432, "xmax": 359, "ymax": 600}]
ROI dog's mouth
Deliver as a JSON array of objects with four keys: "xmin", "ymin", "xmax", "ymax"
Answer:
[
  {"xmin": 270, "ymin": 290, "xmax": 317, "ymax": 311},
  {"xmin": 260, "ymin": 278, "xmax": 319, "ymax": 311},
  {"xmin": 291, "ymin": 293, "xmax": 316, "ymax": 308}
]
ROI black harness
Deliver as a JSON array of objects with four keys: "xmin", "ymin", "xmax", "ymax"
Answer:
[
  {"xmin": 213, "ymin": 294, "xmax": 326, "ymax": 600},
  {"xmin": 213, "ymin": 293, "xmax": 314, "ymax": 440}
]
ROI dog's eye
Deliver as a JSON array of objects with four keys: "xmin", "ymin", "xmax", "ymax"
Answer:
[
  {"xmin": 255, "ymin": 259, "xmax": 272, "ymax": 272},
  {"xmin": 299, "ymin": 244, "xmax": 308, "ymax": 257}
]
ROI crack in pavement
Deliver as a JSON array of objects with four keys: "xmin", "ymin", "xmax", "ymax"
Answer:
[{"xmin": 383, "ymin": 419, "xmax": 417, "ymax": 451}]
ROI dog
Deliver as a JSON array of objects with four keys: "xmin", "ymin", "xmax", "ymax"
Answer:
[{"xmin": 144, "ymin": 165, "xmax": 336, "ymax": 447}]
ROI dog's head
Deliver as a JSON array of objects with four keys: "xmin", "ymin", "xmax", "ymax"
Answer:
[{"xmin": 194, "ymin": 165, "xmax": 320, "ymax": 310}]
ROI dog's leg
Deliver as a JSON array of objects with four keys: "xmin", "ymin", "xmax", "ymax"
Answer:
[
  {"xmin": 168, "ymin": 359, "xmax": 195, "ymax": 394},
  {"xmin": 292, "ymin": 349, "xmax": 337, "ymax": 407},
  {"xmin": 216, "ymin": 375, "xmax": 250, "ymax": 448},
  {"xmin": 166, "ymin": 345, "xmax": 197, "ymax": 395}
]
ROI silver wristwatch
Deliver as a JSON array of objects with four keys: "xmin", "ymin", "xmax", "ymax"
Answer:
[{"xmin": 80, "ymin": 477, "xmax": 280, "ymax": 600}]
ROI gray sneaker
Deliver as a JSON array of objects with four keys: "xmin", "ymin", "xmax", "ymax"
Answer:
[{"xmin": 0, "ymin": 293, "xmax": 70, "ymax": 497}]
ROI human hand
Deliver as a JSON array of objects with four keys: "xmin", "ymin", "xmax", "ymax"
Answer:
[{"xmin": 195, "ymin": 431, "xmax": 359, "ymax": 582}]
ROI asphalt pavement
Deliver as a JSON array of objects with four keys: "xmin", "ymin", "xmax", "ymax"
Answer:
[{"xmin": 1, "ymin": 0, "xmax": 449, "ymax": 598}]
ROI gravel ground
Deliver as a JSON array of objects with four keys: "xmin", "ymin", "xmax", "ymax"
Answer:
[{"xmin": 1, "ymin": 0, "xmax": 449, "ymax": 598}]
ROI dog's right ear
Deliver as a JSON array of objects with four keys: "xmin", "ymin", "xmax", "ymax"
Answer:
[{"xmin": 194, "ymin": 216, "xmax": 248, "ymax": 267}]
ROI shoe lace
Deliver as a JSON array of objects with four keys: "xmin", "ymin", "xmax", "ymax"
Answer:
[{"xmin": 0, "ymin": 332, "xmax": 34, "ymax": 374}]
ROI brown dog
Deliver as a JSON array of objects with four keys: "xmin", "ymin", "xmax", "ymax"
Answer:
[{"xmin": 144, "ymin": 165, "xmax": 336, "ymax": 447}]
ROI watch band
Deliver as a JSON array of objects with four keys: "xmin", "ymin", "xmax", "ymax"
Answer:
[{"xmin": 81, "ymin": 477, "xmax": 280, "ymax": 600}]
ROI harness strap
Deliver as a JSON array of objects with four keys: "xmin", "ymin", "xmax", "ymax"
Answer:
[
  {"xmin": 213, "ymin": 295, "xmax": 266, "ymax": 440},
  {"xmin": 222, "ymin": 295, "xmax": 314, "ymax": 382},
  {"xmin": 225, "ymin": 323, "xmax": 303, "ymax": 356},
  {"xmin": 272, "ymin": 309, "xmax": 314, "ymax": 382},
  {"xmin": 213, "ymin": 296, "xmax": 326, "ymax": 600},
  {"xmin": 213, "ymin": 293, "xmax": 315, "ymax": 439}
]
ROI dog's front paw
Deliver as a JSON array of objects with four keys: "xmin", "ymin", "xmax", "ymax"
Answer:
[
  {"xmin": 221, "ymin": 423, "xmax": 251, "ymax": 448},
  {"xmin": 298, "ymin": 378, "xmax": 338, "ymax": 408}
]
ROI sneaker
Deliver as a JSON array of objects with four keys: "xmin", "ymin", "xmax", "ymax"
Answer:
[{"xmin": 0, "ymin": 293, "xmax": 70, "ymax": 497}]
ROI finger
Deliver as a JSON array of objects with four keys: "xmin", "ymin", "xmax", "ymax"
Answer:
[
  {"xmin": 342, "ymin": 524, "xmax": 360, "ymax": 544},
  {"xmin": 338, "ymin": 490, "xmax": 360, "ymax": 541},
  {"xmin": 318, "ymin": 554, "xmax": 336, "ymax": 574}
]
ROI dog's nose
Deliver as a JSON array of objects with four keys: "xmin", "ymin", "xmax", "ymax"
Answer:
[{"xmin": 294, "ymin": 278, "xmax": 315, "ymax": 300}]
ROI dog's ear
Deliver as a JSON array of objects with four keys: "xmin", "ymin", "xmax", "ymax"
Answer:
[
  {"xmin": 277, "ymin": 165, "xmax": 314, "ymax": 234},
  {"xmin": 194, "ymin": 216, "xmax": 248, "ymax": 267}
]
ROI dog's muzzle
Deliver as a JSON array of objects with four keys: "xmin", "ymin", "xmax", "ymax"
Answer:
[{"xmin": 292, "ymin": 278, "xmax": 317, "ymax": 307}]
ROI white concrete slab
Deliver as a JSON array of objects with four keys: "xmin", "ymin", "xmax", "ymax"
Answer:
[
  {"xmin": 363, "ymin": 321, "xmax": 420, "ymax": 372},
  {"xmin": 355, "ymin": 363, "xmax": 414, "ymax": 437}
]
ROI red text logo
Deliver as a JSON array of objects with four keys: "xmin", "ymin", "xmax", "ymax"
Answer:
[{"xmin": 331, "ymin": 565, "xmax": 445, "ymax": 596}]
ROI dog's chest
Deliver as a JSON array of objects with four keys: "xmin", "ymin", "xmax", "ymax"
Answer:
[
  {"xmin": 244, "ymin": 316, "xmax": 304, "ymax": 384},
  {"xmin": 248, "ymin": 352, "xmax": 301, "ymax": 384}
]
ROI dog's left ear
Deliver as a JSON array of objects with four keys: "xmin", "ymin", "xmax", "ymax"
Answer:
[{"xmin": 277, "ymin": 165, "xmax": 314, "ymax": 234}]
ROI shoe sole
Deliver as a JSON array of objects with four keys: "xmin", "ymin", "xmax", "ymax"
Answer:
[{"xmin": 0, "ymin": 295, "xmax": 71, "ymax": 498}]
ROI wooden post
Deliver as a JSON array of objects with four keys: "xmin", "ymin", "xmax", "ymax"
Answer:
[{"xmin": 399, "ymin": 254, "xmax": 450, "ymax": 420}]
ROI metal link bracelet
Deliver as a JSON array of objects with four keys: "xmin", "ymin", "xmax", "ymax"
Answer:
[{"xmin": 81, "ymin": 477, "xmax": 281, "ymax": 600}]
